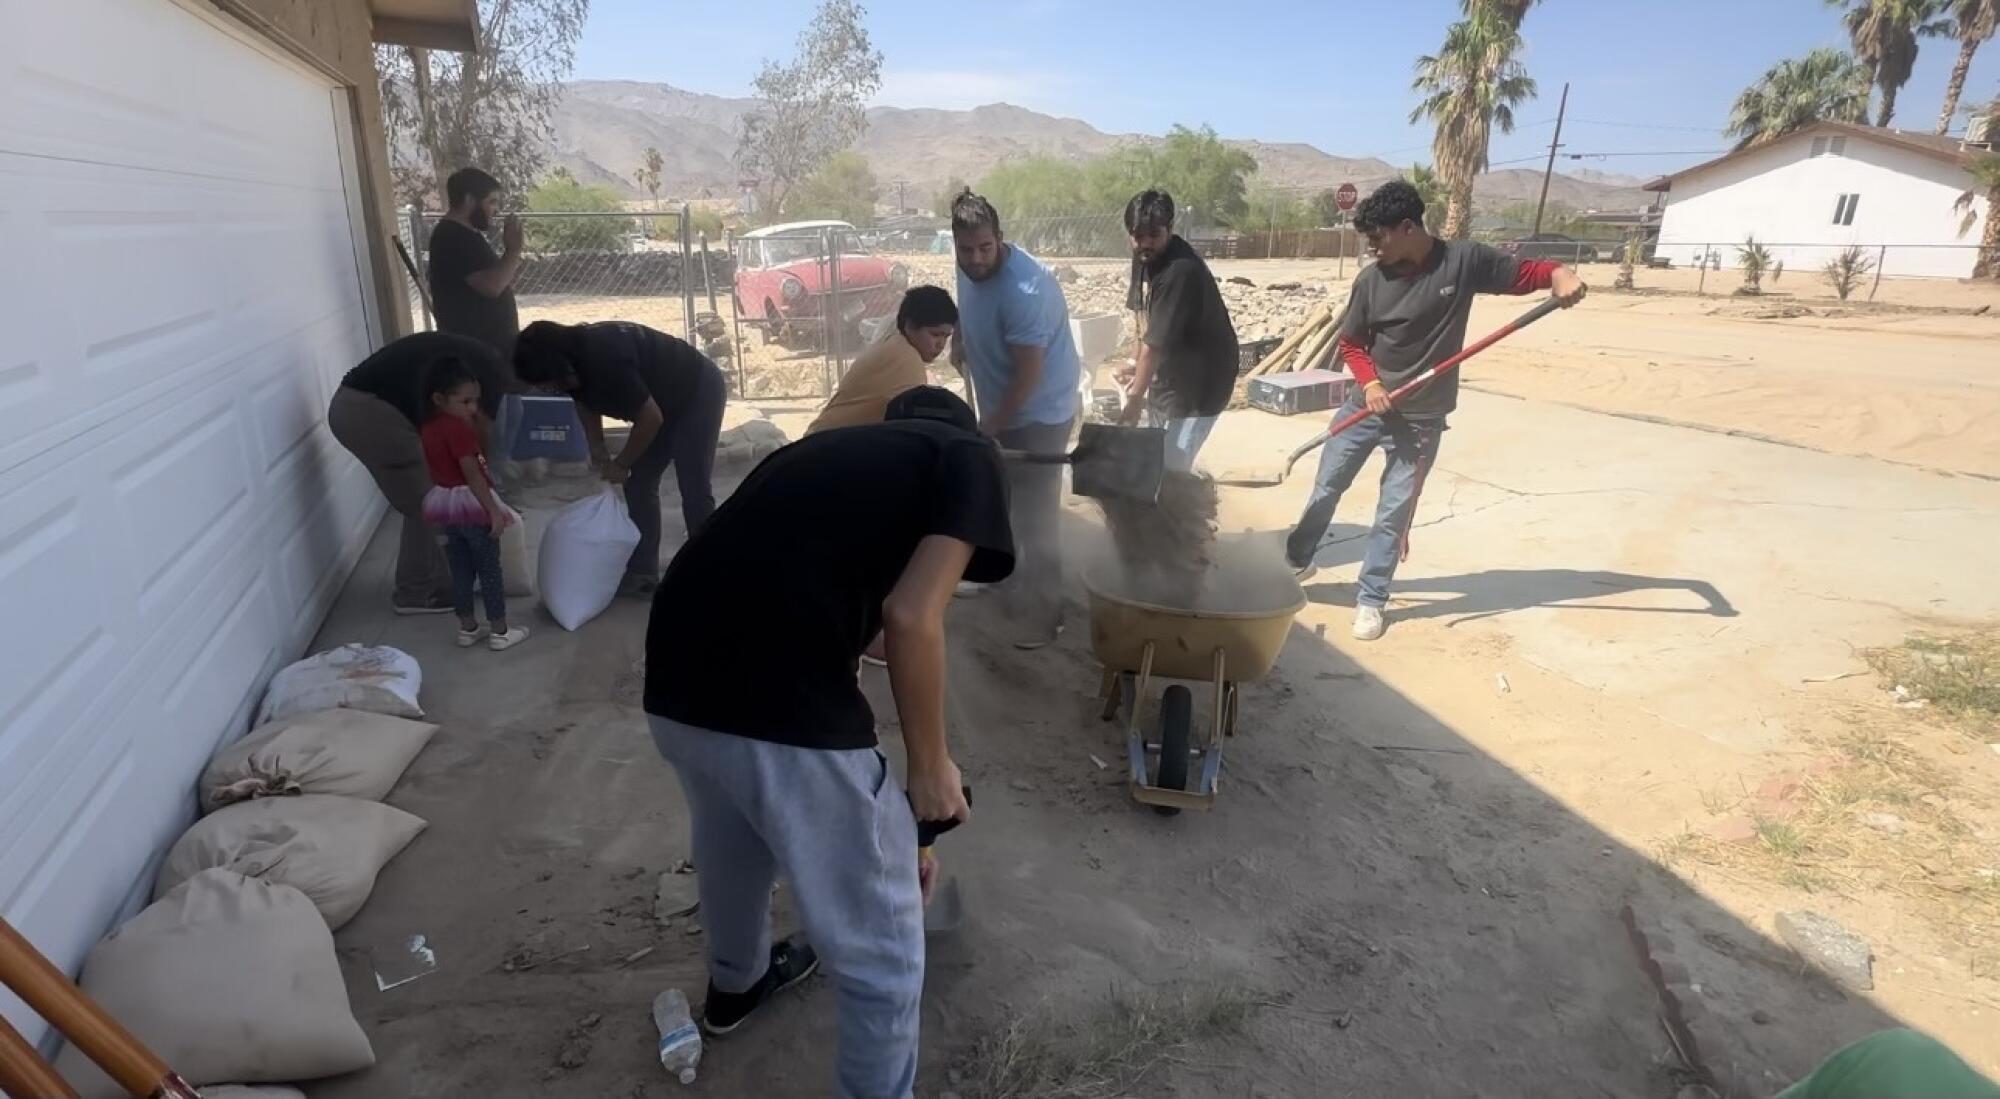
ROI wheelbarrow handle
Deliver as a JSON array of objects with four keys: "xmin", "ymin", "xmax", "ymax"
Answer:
[
  {"xmin": 914, "ymin": 786, "xmax": 973, "ymax": 848},
  {"xmin": 1283, "ymin": 297, "xmax": 1563, "ymax": 476}
]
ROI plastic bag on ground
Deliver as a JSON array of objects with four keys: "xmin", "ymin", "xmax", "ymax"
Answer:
[
  {"xmin": 538, "ymin": 488, "xmax": 641, "ymax": 631},
  {"xmin": 155, "ymin": 794, "xmax": 427, "ymax": 930},
  {"xmin": 257, "ymin": 644, "xmax": 422, "ymax": 725},
  {"xmin": 52, "ymin": 870, "xmax": 373, "ymax": 1098},
  {"xmin": 199, "ymin": 708, "xmax": 438, "ymax": 814}
]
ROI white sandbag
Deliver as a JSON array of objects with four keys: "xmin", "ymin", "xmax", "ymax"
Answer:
[
  {"xmin": 191, "ymin": 1085, "xmax": 306, "ymax": 1098},
  {"xmin": 537, "ymin": 487, "xmax": 640, "ymax": 631},
  {"xmin": 200, "ymin": 707, "xmax": 437, "ymax": 813},
  {"xmin": 53, "ymin": 870, "xmax": 373, "ymax": 1098},
  {"xmin": 156, "ymin": 794, "xmax": 426, "ymax": 930},
  {"xmin": 500, "ymin": 515, "xmax": 534, "ymax": 597},
  {"xmin": 257, "ymin": 643, "xmax": 422, "ymax": 725}
]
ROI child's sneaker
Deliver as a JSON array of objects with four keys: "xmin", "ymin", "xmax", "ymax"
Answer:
[
  {"xmin": 489, "ymin": 626, "xmax": 531, "ymax": 651},
  {"xmin": 456, "ymin": 625, "xmax": 490, "ymax": 648}
]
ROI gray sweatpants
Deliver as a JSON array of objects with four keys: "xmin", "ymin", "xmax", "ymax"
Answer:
[{"xmin": 648, "ymin": 716, "xmax": 923, "ymax": 1099}]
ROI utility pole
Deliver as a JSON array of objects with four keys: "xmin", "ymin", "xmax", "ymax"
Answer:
[
  {"xmin": 892, "ymin": 178, "xmax": 909, "ymax": 214},
  {"xmin": 1530, "ymin": 82, "xmax": 1569, "ymax": 238}
]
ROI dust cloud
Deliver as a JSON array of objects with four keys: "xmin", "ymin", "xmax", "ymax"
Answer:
[{"xmin": 1091, "ymin": 474, "xmax": 1300, "ymax": 614}]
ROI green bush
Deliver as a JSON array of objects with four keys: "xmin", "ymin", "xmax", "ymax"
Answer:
[{"xmin": 524, "ymin": 171, "xmax": 634, "ymax": 253}]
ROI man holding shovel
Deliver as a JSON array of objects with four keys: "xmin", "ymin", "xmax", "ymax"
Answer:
[
  {"xmin": 644, "ymin": 387, "xmax": 1012, "ymax": 1099},
  {"xmin": 949, "ymin": 189, "xmax": 1082, "ymax": 650},
  {"xmin": 1284, "ymin": 179, "xmax": 1585, "ymax": 640}
]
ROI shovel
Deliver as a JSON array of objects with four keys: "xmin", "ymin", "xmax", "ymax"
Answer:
[
  {"xmin": 1003, "ymin": 423, "xmax": 1164, "ymax": 503},
  {"xmin": 916, "ymin": 787, "xmax": 972, "ymax": 937},
  {"xmin": 1216, "ymin": 298, "xmax": 1562, "ymax": 488}
]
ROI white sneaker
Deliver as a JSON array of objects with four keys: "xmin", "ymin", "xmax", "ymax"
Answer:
[
  {"xmin": 1014, "ymin": 623, "xmax": 1065, "ymax": 651},
  {"xmin": 489, "ymin": 625, "xmax": 531, "ymax": 651},
  {"xmin": 1352, "ymin": 604, "xmax": 1386, "ymax": 642},
  {"xmin": 954, "ymin": 581, "xmax": 989, "ymax": 599},
  {"xmin": 456, "ymin": 625, "xmax": 490, "ymax": 648}
]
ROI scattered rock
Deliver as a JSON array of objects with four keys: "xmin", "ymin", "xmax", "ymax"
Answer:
[
  {"xmin": 1774, "ymin": 910, "xmax": 1873, "ymax": 991},
  {"xmin": 621, "ymin": 946, "xmax": 656, "ymax": 966},
  {"xmin": 1051, "ymin": 264, "xmax": 1079, "ymax": 284},
  {"xmin": 655, "ymin": 870, "xmax": 700, "ymax": 922},
  {"xmin": 1227, "ymin": 275, "xmax": 1255, "ymax": 287},
  {"xmin": 553, "ymin": 1011, "xmax": 603, "ymax": 1071},
  {"xmin": 1333, "ymin": 1010, "xmax": 1354, "ymax": 1029},
  {"xmin": 1268, "ymin": 281, "xmax": 1302, "ymax": 292},
  {"xmin": 1857, "ymin": 811, "xmax": 1906, "ymax": 835},
  {"xmin": 1009, "ymin": 778, "xmax": 1036, "ymax": 793},
  {"xmin": 1751, "ymin": 1009, "xmax": 1773, "ymax": 1025}
]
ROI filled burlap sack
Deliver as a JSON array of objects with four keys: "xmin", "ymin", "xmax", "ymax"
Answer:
[
  {"xmin": 257, "ymin": 643, "xmax": 422, "ymax": 725},
  {"xmin": 53, "ymin": 870, "xmax": 372, "ymax": 1098},
  {"xmin": 200, "ymin": 708, "xmax": 437, "ymax": 814},
  {"xmin": 155, "ymin": 794, "xmax": 426, "ymax": 930}
]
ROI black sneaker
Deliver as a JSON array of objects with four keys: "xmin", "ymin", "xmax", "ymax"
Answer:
[
  {"xmin": 700, "ymin": 935, "xmax": 819, "ymax": 1036},
  {"xmin": 392, "ymin": 594, "xmax": 454, "ymax": 616}
]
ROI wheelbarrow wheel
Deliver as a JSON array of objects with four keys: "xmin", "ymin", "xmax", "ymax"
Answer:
[{"xmin": 1153, "ymin": 685, "xmax": 1193, "ymax": 816}]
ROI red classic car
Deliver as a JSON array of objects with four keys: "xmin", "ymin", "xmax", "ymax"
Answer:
[{"xmin": 732, "ymin": 220, "xmax": 907, "ymax": 348}]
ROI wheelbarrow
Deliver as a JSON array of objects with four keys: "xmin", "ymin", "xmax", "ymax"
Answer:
[{"xmin": 1087, "ymin": 574, "xmax": 1306, "ymax": 814}]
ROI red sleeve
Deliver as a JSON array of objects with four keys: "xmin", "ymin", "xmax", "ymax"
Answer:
[
  {"xmin": 1337, "ymin": 334, "xmax": 1379, "ymax": 386},
  {"xmin": 440, "ymin": 416, "xmax": 482, "ymax": 462},
  {"xmin": 1509, "ymin": 259, "xmax": 1558, "ymax": 295}
]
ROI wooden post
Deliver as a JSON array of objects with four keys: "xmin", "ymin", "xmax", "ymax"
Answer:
[
  {"xmin": 1868, "ymin": 244, "xmax": 1887, "ymax": 301},
  {"xmin": 0, "ymin": 918, "xmax": 192, "ymax": 1099},
  {"xmin": 0, "ymin": 1011, "xmax": 77, "ymax": 1099}
]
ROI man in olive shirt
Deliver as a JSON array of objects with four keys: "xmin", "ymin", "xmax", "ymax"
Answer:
[
  {"xmin": 427, "ymin": 167, "xmax": 522, "ymax": 361},
  {"xmin": 1116, "ymin": 189, "xmax": 1238, "ymax": 471}
]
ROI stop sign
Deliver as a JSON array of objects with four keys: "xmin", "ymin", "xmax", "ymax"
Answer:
[{"xmin": 1335, "ymin": 182, "xmax": 1359, "ymax": 212}]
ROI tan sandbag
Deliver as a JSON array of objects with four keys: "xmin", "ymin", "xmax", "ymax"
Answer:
[
  {"xmin": 53, "ymin": 871, "xmax": 373, "ymax": 1098},
  {"xmin": 155, "ymin": 794, "xmax": 426, "ymax": 930},
  {"xmin": 200, "ymin": 708, "xmax": 437, "ymax": 813}
]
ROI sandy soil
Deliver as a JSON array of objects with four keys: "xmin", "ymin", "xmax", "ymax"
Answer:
[{"xmin": 309, "ymin": 264, "xmax": 2000, "ymax": 1098}]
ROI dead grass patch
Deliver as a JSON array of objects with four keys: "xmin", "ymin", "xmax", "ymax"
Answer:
[
  {"xmin": 1865, "ymin": 630, "xmax": 2000, "ymax": 736},
  {"xmin": 952, "ymin": 982, "xmax": 1263, "ymax": 1099},
  {"xmin": 1669, "ymin": 722, "xmax": 1999, "ymax": 975}
]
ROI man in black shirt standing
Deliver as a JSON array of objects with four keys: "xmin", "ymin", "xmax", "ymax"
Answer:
[
  {"xmin": 428, "ymin": 168, "xmax": 523, "ymax": 361},
  {"xmin": 328, "ymin": 332, "xmax": 511, "ymax": 614},
  {"xmin": 644, "ymin": 387, "xmax": 1013, "ymax": 1099},
  {"xmin": 1116, "ymin": 189, "xmax": 1238, "ymax": 472}
]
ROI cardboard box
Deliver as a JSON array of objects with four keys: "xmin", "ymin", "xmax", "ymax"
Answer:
[{"xmin": 1247, "ymin": 369, "xmax": 1350, "ymax": 416}]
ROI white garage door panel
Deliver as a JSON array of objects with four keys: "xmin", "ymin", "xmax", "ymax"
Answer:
[{"xmin": 0, "ymin": 0, "xmax": 387, "ymax": 1043}]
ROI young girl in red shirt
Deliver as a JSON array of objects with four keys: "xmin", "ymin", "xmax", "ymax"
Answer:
[{"xmin": 421, "ymin": 359, "xmax": 530, "ymax": 651}]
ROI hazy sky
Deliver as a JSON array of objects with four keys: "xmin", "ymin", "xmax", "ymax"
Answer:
[{"xmin": 574, "ymin": 0, "xmax": 2000, "ymax": 177}]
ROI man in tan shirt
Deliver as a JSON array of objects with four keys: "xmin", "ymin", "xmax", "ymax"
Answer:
[{"xmin": 807, "ymin": 286, "xmax": 958, "ymax": 434}]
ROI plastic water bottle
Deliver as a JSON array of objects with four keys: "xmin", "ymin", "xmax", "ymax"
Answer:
[{"xmin": 652, "ymin": 988, "xmax": 703, "ymax": 1084}]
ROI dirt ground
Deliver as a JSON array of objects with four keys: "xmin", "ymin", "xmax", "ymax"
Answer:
[{"xmin": 311, "ymin": 268, "xmax": 2000, "ymax": 1098}]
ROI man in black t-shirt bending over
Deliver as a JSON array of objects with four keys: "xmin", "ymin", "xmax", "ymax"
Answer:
[{"xmin": 643, "ymin": 387, "xmax": 1013, "ymax": 1099}]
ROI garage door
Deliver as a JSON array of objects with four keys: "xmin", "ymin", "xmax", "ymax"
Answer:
[{"xmin": 0, "ymin": 0, "xmax": 387, "ymax": 1042}]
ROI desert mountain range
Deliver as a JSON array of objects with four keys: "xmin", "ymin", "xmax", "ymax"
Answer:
[{"xmin": 549, "ymin": 80, "xmax": 1655, "ymax": 214}]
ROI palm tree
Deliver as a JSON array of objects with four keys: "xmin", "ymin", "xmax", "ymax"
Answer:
[
  {"xmin": 1411, "ymin": 12, "xmax": 1538, "ymax": 239},
  {"xmin": 1955, "ymin": 151, "xmax": 2000, "ymax": 277},
  {"xmin": 1737, "ymin": 235, "xmax": 1773, "ymax": 293},
  {"xmin": 1936, "ymin": 0, "xmax": 1999, "ymax": 132},
  {"xmin": 1405, "ymin": 163, "xmax": 1446, "ymax": 230},
  {"xmin": 1829, "ymin": 0, "xmax": 1951, "ymax": 127},
  {"xmin": 1724, "ymin": 49, "xmax": 1870, "ymax": 149}
]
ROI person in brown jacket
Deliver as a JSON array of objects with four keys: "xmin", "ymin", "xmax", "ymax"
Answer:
[{"xmin": 806, "ymin": 287, "xmax": 958, "ymax": 435}]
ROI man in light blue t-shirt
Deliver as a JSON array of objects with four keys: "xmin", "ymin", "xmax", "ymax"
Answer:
[{"xmin": 950, "ymin": 190, "xmax": 1080, "ymax": 649}]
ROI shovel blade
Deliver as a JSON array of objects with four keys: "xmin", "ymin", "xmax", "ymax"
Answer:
[
  {"xmin": 1068, "ymin": 424, "xmax": 1164, "ymax": 503},
  {"xmin": 924, "ymin": 877, "xmax": 967, "ymax": 937}
]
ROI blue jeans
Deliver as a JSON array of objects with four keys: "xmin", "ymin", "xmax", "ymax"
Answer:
[
  {"xmin": 1155, "ymin": 414, "xmax": 1218, "ymax": 473},
  {"xmin": 441, "ymin": 524, "xmax": 506, "ymax": 624},
  {"xmin": 649, "ymin": 717, "xmax": 922, "ymax": 1099},
  {"xmin": 624, "ymin": 357, "xmax": 728, "ymax": 581},
  {"xmin": 1284, "ymin": 396, "xmax": 1443, "ymax": 608}
]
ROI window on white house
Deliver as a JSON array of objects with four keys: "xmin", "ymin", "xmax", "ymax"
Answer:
[
  {"xmin": 1811, "ymin": 136, "xmax": 1828, "ymax": 156},
  {"xmin": 1830, "ymin": 136, "xmax": 1847, "ymax": 155},
  {"xmin": 1809, "ymin": 135, "xmax": 1849, "ymax": 158},
  {"xmin": 1831, "ymin": 193, "xmax": 1860, "ymax": 225}
]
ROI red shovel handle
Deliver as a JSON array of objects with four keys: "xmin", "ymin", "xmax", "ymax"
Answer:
[{"xmin": 1281, "ymin": 297, "xmax": 1562, "ymax": 475}]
